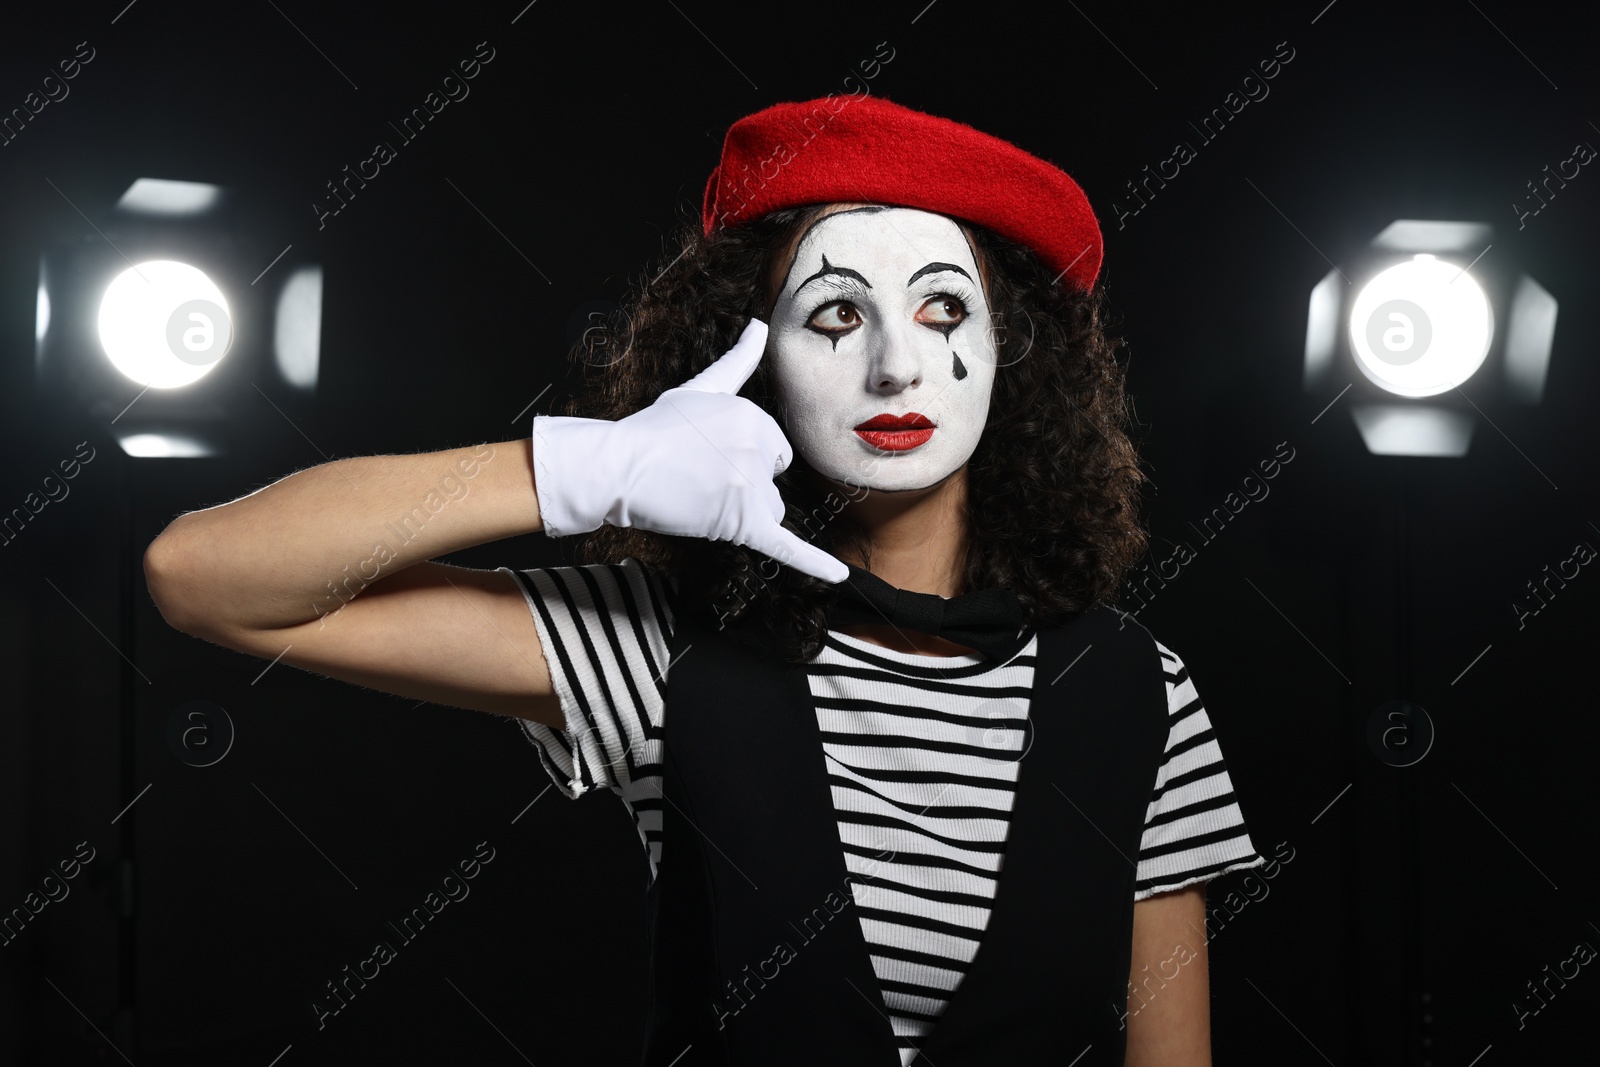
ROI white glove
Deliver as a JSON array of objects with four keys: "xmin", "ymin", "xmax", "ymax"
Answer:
[{"xmin": 531, "ymin": 318, "xmax": 849, "ymax": 584}]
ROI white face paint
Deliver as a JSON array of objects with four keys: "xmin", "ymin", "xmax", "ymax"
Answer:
[{"xmin": 766, "ymin": 206, "xmax": 998, "ymax": 493}]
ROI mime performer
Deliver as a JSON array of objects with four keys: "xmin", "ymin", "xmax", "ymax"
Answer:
[{"xmin": 146, "ymin": 94, "xmax": 1269, "ymax": 1067}]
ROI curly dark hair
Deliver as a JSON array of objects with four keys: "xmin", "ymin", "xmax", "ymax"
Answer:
[{"xmin": 556, "ymin": 201, "xmax": 1150, "ymax": 665}]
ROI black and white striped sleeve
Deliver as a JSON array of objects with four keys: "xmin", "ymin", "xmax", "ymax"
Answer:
[
  {"xmin": 495, "ymin": 557, "xmax": 673, "ymax": 816},
  {"xmin": 1132, "ymin": 640, "xmax": 1266, "ymax": 900}
]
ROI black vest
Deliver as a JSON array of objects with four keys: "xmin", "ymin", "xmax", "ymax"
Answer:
[{"xmin": 640, "ymin": 602, "xmax": 1169, "ymax": 1066}]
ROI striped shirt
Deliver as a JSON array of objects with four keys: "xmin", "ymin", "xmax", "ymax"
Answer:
[{"xmin": 499, "ymin": 558, "xmax": 1264, "ymax": 1061}]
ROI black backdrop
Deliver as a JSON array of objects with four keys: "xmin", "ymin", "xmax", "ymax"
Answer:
[{"xmin": 2, "ymin": 1, "xmax": 1597, "ymax": 1063}]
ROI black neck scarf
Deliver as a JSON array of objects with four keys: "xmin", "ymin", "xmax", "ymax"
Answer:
[{"xmin": 827, "ymin": 564, "xmax": 1029, "ymax": 660}]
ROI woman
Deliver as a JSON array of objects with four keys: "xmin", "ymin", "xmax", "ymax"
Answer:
[{"xmin": 145, "ymin": 96, "xmax": 1265, "ymax": 1066}]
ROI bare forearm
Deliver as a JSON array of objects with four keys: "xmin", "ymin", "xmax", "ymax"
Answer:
[
  {"xmin": 1124, "ymin": 885, "xmax": 1212, "ymax": 1066},
  {"xmin": 145, "ymin": 439, "xmax": 541, "ymax": 633}
]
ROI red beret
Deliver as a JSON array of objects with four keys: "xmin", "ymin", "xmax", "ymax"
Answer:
[{"xmin": 702, "ymin": 94, "xmax": 1103, "ymax": 292}]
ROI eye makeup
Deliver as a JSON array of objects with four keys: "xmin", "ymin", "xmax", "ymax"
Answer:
[{"xmin": 803, "ymin": 289, "xmax": 974, "ymax": 344}]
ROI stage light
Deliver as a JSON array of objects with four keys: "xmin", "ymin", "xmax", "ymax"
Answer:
[
  {"xmin": 1303, "ymin": 219, "xmax": 1556, "ymax": 457},
  {"xmin": 1346, "ymin": 254, "xmax": 1493, "ymax": 398},
  {"xmin": 97, "ymin": 260, "xmax": 233, "ymax": 390},
  {"xmin": 35, "ymin": 176, "xmax": 323, "ymax": 458}
]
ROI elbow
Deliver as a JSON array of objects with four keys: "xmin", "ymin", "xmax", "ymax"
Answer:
[{"xmin": 144, "ymin": 525, "xmax": 209, "ymax": 637}]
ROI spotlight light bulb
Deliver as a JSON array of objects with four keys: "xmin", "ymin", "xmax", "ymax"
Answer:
[
  {"xmin": 98, "ymin": 260, "xmax": 233, "ymax": 389},
  {"xmin": 1347, "ymin": 253, "xmax": 1493, "ymax": 398}
]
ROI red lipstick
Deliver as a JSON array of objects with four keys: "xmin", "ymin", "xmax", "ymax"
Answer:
[{"xmin": 853, "ymin": 412, "xmax": 935, "ymax": 451}]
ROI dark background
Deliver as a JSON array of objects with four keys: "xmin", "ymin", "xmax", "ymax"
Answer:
[{"xmin": 2, "ymin": 0, "xmax": 1596, "ymax": 1063}]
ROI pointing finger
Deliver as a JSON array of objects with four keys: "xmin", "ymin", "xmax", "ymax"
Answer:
[{"xmin": 743, "ymin": 523, "xmax": 851, "ymax": 584}]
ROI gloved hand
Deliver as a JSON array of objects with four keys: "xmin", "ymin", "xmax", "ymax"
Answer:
[{"xmin": 531, "ymin": 318, "xmax": 849, "ymax": 584}]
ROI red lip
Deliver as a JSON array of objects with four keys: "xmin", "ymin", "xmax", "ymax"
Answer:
[
  {"xmin": 853, "ymin": 412, "xmax": 935, "ymax": 452},
  {"xmin": 854, "ymin": 412, "xmax": 934, "ymax": 431}
]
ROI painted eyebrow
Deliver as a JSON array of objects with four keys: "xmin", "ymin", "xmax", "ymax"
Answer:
[
  {"xmin": 773, "ymin": 206, "xmax": 889, "ymax": 301},
  {"xmin": 906, "ymin": 262, "xmax": 972, "ymax": 287},
  {"xmin": 794, "ymin": 254, "xmax": 871, "ymax": 296}
]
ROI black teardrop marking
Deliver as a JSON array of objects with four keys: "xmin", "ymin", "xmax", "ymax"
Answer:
[{"xmin": 952, "ymin": 352, "xmax": 968, "ymax": 381}]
